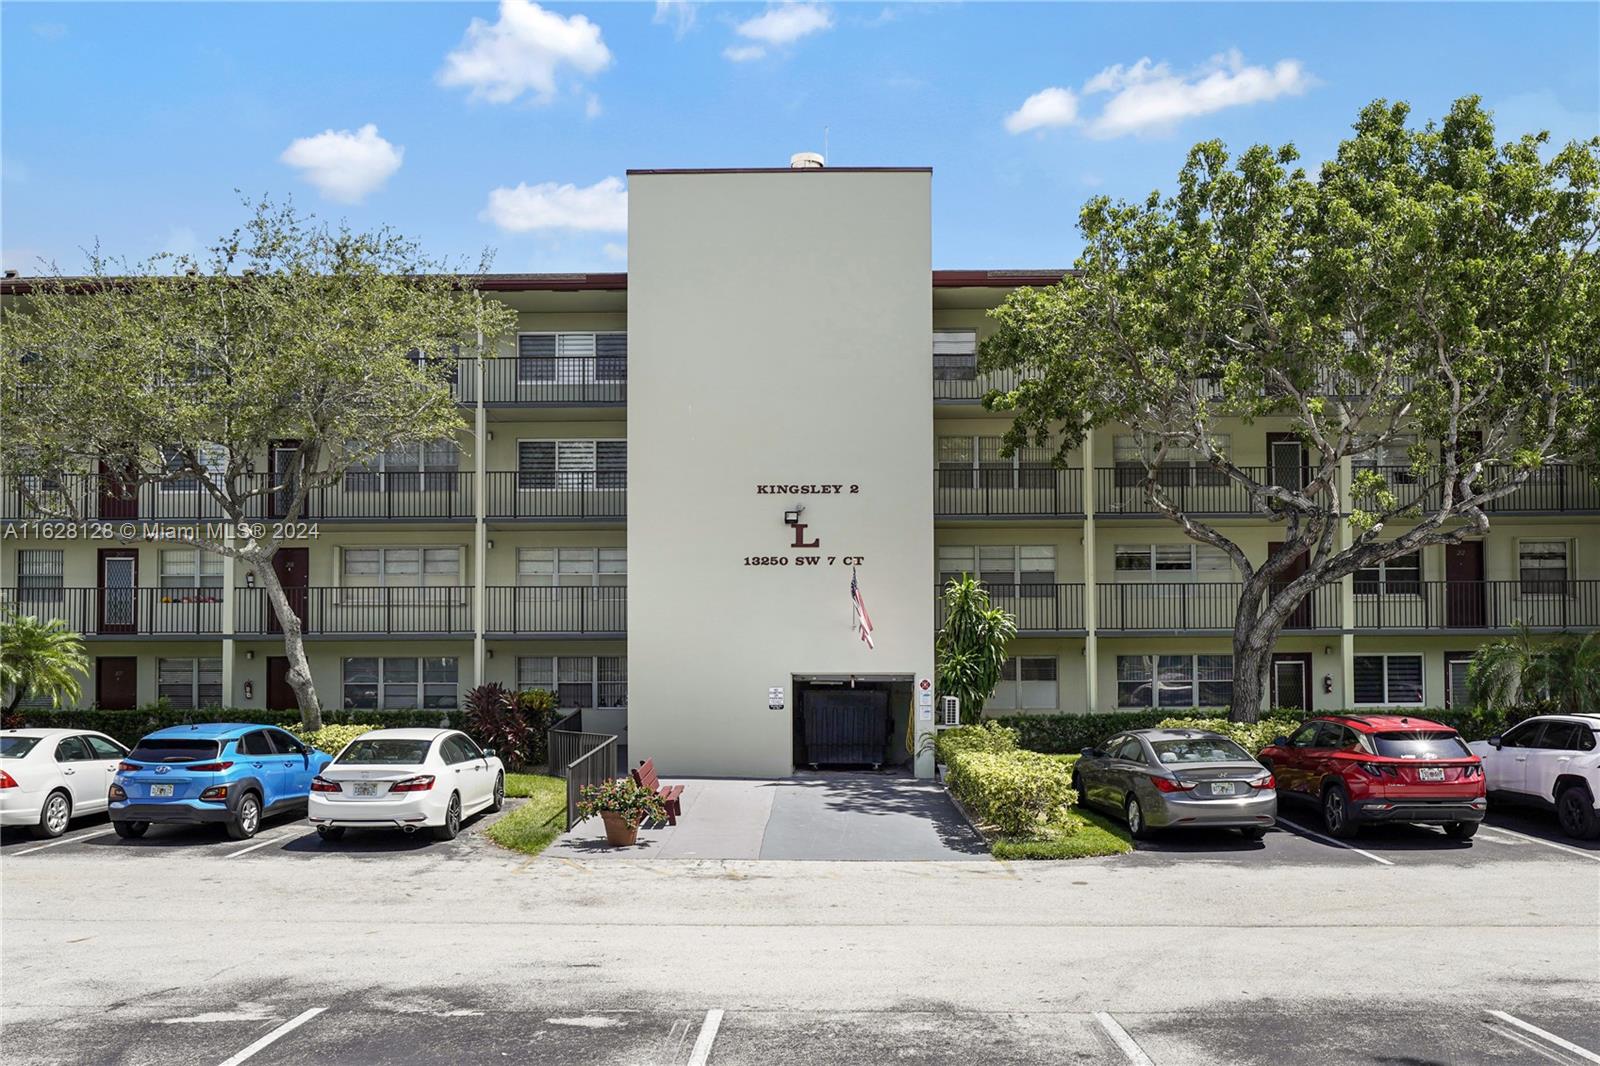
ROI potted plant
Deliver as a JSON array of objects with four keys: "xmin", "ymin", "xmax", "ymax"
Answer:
[{"xmin": 576, "ymin": 776, "xmax": 667, "ymax": 846}]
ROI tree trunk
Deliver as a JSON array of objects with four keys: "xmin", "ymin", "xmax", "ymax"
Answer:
[
  {"xmin": 1230, "ymin": 629, "xmax": 1269, "ymax": 724},
  {"xmin": 248, "ymin": 555, "xmax": 323, "ymax": 731}
]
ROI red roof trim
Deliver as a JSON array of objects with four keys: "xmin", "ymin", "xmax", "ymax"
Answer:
[{"xmin": 933, "ymin": 270, "xmax": 1073, "ymax": 288}]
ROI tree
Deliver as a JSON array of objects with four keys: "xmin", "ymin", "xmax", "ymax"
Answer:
[
  {"xmin": 0, "ymin": 199, "xmax": 516, "ymax": 728},
  {"xmin": 936, "ymin": 575, "xmax": 1018, "ymax": 725},
  {"xmin": 1469, "ymin": 626, "xmax": 1600, "ymax": 715},
  {"xmin": 981, "ymin": 96, "xmax": 1600, "ymax": 721},
  {"xmin": 1, "ymin": 612, "xmax": 89, "ymax": 718}
]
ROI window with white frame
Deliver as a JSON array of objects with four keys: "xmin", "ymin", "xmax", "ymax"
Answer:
[
  {"xmin": 160, "ymin": 444, "xmax": 227, "ymax": 491},
  {"xmin": 1117, "ymin": 654, "xmax": 1233, "ymax": 709},
  {"xmin": 932, "ymin": 329, "xmax": 978, "ymax": 380},
  {"xmin": 517, "ymin": 655, "xmax": 627, "ymax": 709},
  {"xmin": 1353, "ymin": 654, "xmax": 1424, "ymax": 706},
  {"xmin": 159, "ymin": 548, "xmax": 223, "ymax": 600},
  {"xmin": 1113, "ymin": 543, "xmax": 1233, "ymax": 579},
  {"xmin": 517, "ymin": 333, "xmax": 627, "ymax": 385},
  {"xmin": 936, "ymin": 435, "xmax": 1056, "ymax": 490},
  {"xmin": 341, "ymin": 546, "xmax": 462, "ymax": 588},
  {"xmin": 342, "ymin": 656, "xmax": 458, "ymax": 710},
  {"xmin": 158, "ymin": 658, "xmax": 223, "ymax": 709},
  {"xmin": 1113, "ymin": 434, "xmax": 1231, "ymax": 487},
  {"xmin": 345, "ymin": 440, "xmax": 459, "ymax": 491},
  {"xmin": 518, "ymin": 439, "xmax": 626, "ymax": 490},
  {"xmin": 1519, "ymin": 540, "xmax": 1570, "ymax": 594},
  {"xmin": 1354, "ymin": 551, "xmax": 1422, "ymax": 596},
  {"xmin": 938, "ymin": 545, "xmax": 1056, "ymax": 596},
  {"xmin": 985, "ymin": 656, "xmax": 1058, "ymax": 711},
  {"xmin": 16, "ymin": 549, "xmax": 63, "ymax": 607},
  {"xmin": 516, "ymin": 547, "xmax": 626, "ymax": 586}
]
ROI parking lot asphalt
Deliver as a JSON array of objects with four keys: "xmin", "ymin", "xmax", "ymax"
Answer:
[{"xmin": 3, "ymin": 801, "xmax": 1597, "ymax": 1065}]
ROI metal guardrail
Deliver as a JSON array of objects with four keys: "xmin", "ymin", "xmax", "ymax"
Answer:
[
  {"xmin": 934, "ymin": 467, "xmax": 1083, "ymax": 517},
  {"xmin": 461, "ymin": 356, "xmax": 627, "ymax": 407},
  {"xmin": 233, "ymin": 587, "xmax": 473, "ymax": 636},
  {"xmin": 484, "ymin": 472, "xmax": 626, "ymax": 520},
  {"xmin": 484, "ymin": 586, "xmax": 625, "ymax": 635},
  {"xmin": 547, "ymin": 712, "xmax": 620, "ymax": 830},
  {"xmin": 1095, "ymin": 582, "xmax": 1343, "ymax": 633},
  {"xmin": 1352, "ymin": 580, "xmax": 1600, "ymax": 631},
  {"xmin": 0, "ymin": 587, "xmax": 223, "ymax": 637},
  {"xmin": 935, "ymin": 583, "xmax": 1086, "ymax": 633}
]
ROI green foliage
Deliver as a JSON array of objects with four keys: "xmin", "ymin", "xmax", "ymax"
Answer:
[
  {"xmin": 991, "ymin": 807, "xmax": 1133, "ymax": 861},
  {"xmin": 462, "ymin": 683, "xmax": 535, "ymax": 769},
  {"xmin": 288, "ymin": 723, "xmax": 373, "ymax": 756},
  {"xmin": 1, "ymin": 611, "xmax": 89, "ymax": 719},
  {"xmin": 936, "ymin": 576, "xmax": 1018, "ymax": 725},
  {"xmin": 485, "ymin": 774, "xmax": 566, "ymax": 856},
  {"xmin": 575, "ymin": 776, "xmax": 667, "ymax": 823},
  {"xmin": 934, "ymin": 721, "xmax": 1020, "ymax": 765},
  {"xmin": 945, "ymin": 749, "xmax": 1078, "ymax": 837},
  {"xmin": 9, "ymin": 706, "xmax": 459, "ymax": 743},
  {"xmin": 1469, "ymin": 626, "xmax": 1600, "ymax": 716},
  {"xmin": 517, "ymin": 689, "xmax": 558, "ymax": 766},
  {"xmin": 990, "ymin": 709, "xmax": 1290, "ymax": 754},
  {"xmin": 1156, "ymin": 717, "xmax": 1286, "ymax": 755}
]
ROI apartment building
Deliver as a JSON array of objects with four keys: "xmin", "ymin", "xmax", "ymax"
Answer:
[{"xmin": 4, "ymin": 163, "xmax": 1597, "ymax": 778}]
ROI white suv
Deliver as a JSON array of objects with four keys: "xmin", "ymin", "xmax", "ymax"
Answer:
[{"xmin": 1468, "ymin": 714, "xmax": 1600, "ymax": 839}]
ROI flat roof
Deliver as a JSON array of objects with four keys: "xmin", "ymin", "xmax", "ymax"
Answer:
[{"xmin": 626, "ymin": 166, "xmax": 933, "ymax": 175}]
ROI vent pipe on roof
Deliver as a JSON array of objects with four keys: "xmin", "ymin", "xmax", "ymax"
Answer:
[{"xmin": 789, "ymin": 151, "xmax": 825, "ymax": 169}]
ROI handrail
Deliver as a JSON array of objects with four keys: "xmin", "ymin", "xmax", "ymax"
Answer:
[{"xmin": 561, "ymin": 733, "xmax": 618, "ymax": 831}]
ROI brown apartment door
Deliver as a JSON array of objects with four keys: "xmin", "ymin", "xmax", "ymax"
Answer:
[
  {"xmin": 97, "ymin": 549, "xmax": 138, "ymax": 635},
  {"xmin": 266, "ymin": 548, "xmax": 309, "ymax": 634},
  {"xmin": 1268, "ymin": 542, "xmax": 1312, "ymax": 628},
  {"xmin": 97, "ymin": 460, "xmax": 138, "ymax": 519},
  {"xmin": 1446, "ymin": 541, "xmax": 1486, "ymax": 628},
  {"xmin": 1271, "ymin": 653, "xmax": 1314, "ymax": 712},
  {"xmin": 266, "ymin": 657, "xmax": 296, "ymax": 710},
  {"xmin": 96, "ymin": 657, "xmax": 137, "ymax": 710}
]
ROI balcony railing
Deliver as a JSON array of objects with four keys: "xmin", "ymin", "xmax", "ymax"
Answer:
[
  {"xmin": 455, "ymin": 356, "xmax": 627, "ymax": 407},
  {"xmin": 936, "ymin": 582, "xmax": 1085, "ymax": 633},
  {"xmin": 234, "ymin": 587, "xmax": 473, "ymax": 636},
  {"xmin": 1352, "ymin": 580, "xmax": 1600, "ymax": 631},
  {"xmin": 933, "ymin": 367, "xmax": 1023, "ymax": 403},
  {"xmin": 484, "ymin": 586, "xmax": 626, "ymax": 635},
  {"xmin": 934, "ymin": 467, "xmax": 1083, "ymax": 517},
  {"xmin": 485, "ymin": 472, "xmax": 626, "ymax": 520},
  {"xmin": 1096, "ymin": 582, "xmax": 1342, "ymax": 633},
  {"xmin": 1, "ymin": 587, "xmax": 223, "ymax": 637}
]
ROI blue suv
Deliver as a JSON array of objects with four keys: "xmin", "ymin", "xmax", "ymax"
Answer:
[{"xmin": 110, "ymin": 723, "xmax": 333, "ymax": 840}]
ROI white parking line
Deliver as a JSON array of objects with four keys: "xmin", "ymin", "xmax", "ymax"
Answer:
[
  {"xmin": 11, "ymin": 828, "xmax": 115, "ymax": 856},
  {"xmin": 224, "ymin": 833, "xmax": 293, "ymax": 859},
  {"xmin": 686, "ymin": 1008, "xmax": 724, "ymax": 1066},
  {"xmin": 1274, "ymin": 818, "xmax": 1396, "ymax": 866},
  {"xmin": 214, "ymin": 1007, "xmax": 326, "ymax": 1066},
  {"xmin": 1478, "ymin": 825, "xmax": 1600, "ymax": 863},
  {"xmin": 1094, "ymin": 1012, "xmax": 1154, "ymax": 1066},
  {"xmin": 1487, "ymin": 1010, "xmax": 1600, "ymax": 1064}
]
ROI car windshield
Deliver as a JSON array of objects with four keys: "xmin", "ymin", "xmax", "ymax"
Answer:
[
  {"xmin": 336, "ymin": 739, "xmax": 433, "ymax": 765},
  {"xmin": 0, "ymin": 736, "xmax": 42, "ymax": 758},
  {"xmin": 1150, "ymin": 738, "xmax": 1254, "ymax": 764},
  {"xmin": 128, "ymin": 738, "xmax": 221, "ymax": 763},
  {"xmin": 1371, "ymin": 731, "xmax": 1470, "ymax": 759}
]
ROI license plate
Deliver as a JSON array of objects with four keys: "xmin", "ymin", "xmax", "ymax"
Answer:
[
  {"xmin": 149, "ymin": 784, "xmax": 174, "ymax": 797},
  {"xmin": 353, "ymin": 781, "xmax": 379, "ymax": 797},
  {"xmin": 1419, "ymin": 767, "xmax": 1445, "ymax": 782},
  {"xmin": 1211, "ymin": 781, "xmax": 1236, "ymax": 796}
]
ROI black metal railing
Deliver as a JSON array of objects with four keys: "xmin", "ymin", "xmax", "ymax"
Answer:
[
  {"xmin": 1095, "ymin": 466, "xmax": 1314, "ymax": 516},
  {"xmin": 934, "ymin": 467, "xmax": 1083, "ymax": 517},
  {"xmin": 1353, "ymin": 580, "xmax": 1600, "ymax": 631},
  {"xmin": 0, "ymin": 587, "xmax": 223, "ymax": 636},
  {"xmin": 459, "ymin": 356, "xmax": 627, "ymax": 406},
  {"xmin": 484, "ymin": 586, "xmax": 625, "ymax": 635},
  {"xmin": 233, "ymin": 587, "xmax": 473, "ymax": 636},
  {"xmin": 933, "ymin": 366, "xmax": 1024, "ymax": 403},
  {"xmin": 485, "ymin": 472, "xmax": 626, "ymax": 520},
  {"xmin": 547, "ymin": 710, "xmax": 620, "ymax": 830},
  {"xmin": 1096, "ymin": 582, "xmax": 1342, "ymax": 632},
  {"xmin": 935, "ymin": 582, "xmax": 1085, "ymax": 632}
]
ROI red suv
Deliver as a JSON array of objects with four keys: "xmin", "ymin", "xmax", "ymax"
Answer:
[{"xmin": 1258, "ymin": 715, "xmax": 1486, "ymax": 841}]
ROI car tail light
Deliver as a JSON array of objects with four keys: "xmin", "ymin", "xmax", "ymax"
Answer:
[
  {"xmin": 389, "ymin": 775, "xmax": 435, "ymax": 793},
  {"xmin": 1463, "ymin": 764, "xmax": 1483, "ymax": 778},
  {"xmin": 199, "ymin": 785, "xmax": 229, "ymax": 802},
  {"xmin": 185, "ymin": 762, "xmax": 234, "ymax": 773},
  {"xmin": 1357, "ymin": 761, "xmax": 1394, "ymax": 778},
  {"xmin": 108, "ymin": 784, "xmax": 126, "ymax": 801},
  {"xmin": 1250, "ymin": 773, "xmax": 1275, "ymax": 790},
  {"xmin": 1149, "ymin": 775, "xmax": 1195, "ymax": 794},
  {"xmin": 118, "ymin": 762, "xmax": 143, "ymax": 772},
  {"xmin": 310, "ymin": 776, "xmax": 342, "ymax": 793},
  {"xmin": 0, "ymin": 770, "xmax": 16, "ymax": 789}
]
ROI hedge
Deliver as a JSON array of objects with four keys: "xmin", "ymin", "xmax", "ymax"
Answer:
[
  {"xmin": 9, "ymin": 706, "xmax": 461, "ymax": 743},
  {"xmin": 945, "ymin": 749, "xmax": 1078, "ymax": 838}
]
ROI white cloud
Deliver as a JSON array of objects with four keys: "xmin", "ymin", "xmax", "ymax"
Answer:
[
  {"xmin": 438, "ymin": 0, "xmax": 612, "ymax": 105},
  {"xmin": 723, "ymin": 44, "xmax": 766, "ymax": 63},
  {"xmin": 279, "ymin": 124, "xmax": 403, "ymax": 203},
  {"xmin": 482, "ymin": 177, "xmax": 628, "ymax": 233},
  {"xmin": 734, "ymin": 4, "xmax": 832, "ymax": 46},
  {"xmin": 601, "ymin": 241, "xmax": 628, "ymax": 263},
  {"xmin": 1004, "ymin": 87, "xmax": 1079, "ymax": 135},
  {"xmin": 653, "ymin": 0, "xmax": 697, "ymax": 38},
  {"xmin": 584, "ymin": 93, "xmax": 603, "ymax": 119}
]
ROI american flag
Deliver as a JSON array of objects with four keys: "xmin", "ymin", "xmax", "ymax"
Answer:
[{"xmin": 851, "ymin": 567, "xmax": 874, "ymax": 649}]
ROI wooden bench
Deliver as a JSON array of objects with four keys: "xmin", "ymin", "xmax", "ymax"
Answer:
[{"xmin": 631, "ymin": 758, "xmax": 684, "ymax": 826}]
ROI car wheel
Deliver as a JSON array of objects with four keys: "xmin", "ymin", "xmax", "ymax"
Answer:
[
  {"xmin": 1556, "ymin": 786, "xmax": 1600, "ymax": 840},
  {"xmin": 1444, "ymin": 821, "xmax": 1478, "ymax": 841},
  {"xmin": 1125, "ymin": 795, "xmax": 1153, "ymax": 841},
  {"xmin": 112, "ymin": 820, "xmax": 149, "ymax": 839},
  {"xmin": 433, "ymin": 792, "xmax": 462, "ymax": 841},
  {"xmin": 34, "ymin": 790, "xmax": 72, "ymax": 839},
  {"xmin": 489, "ymin": 772, "xmax": 505, "ymax": 813},
  {"xmin": 1321, "ymin": 782, "xmax": 1358, "ymax": 839},
  {"xmin": 1239, "ymin": 826, "xmax": 1267, "ymax": 841},
  {"xmin": 1071, "ymin": 772, "xmax": 1087, "ymax": 807},
  {"xmin": 316, "ymin": 826, "xmax": 346, "ymax": 843},
  {"xmin": 226, "ymin": 792, "xmax": 261, "ymax": 840}
]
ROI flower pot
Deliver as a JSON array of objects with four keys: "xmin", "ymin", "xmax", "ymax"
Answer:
[{"xmin": 600, "ymin": 810, "xmax": 642, "ymax": 846}]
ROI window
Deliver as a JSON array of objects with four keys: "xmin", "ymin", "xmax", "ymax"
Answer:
[
  {"xmin": 1369, "ymin": 731, "xmax": 1471, "ymax": 759},
  {"xmin": 1113, "ymin": 737, "xmax": 1146, "ymax": 762},
  {"xmin": 16, "ymin": 549, "xmax": 63, "ymax": 607},
  {"xmin": 84, "ymin": 735, "xmax": 127, "ymax": 760},
  {"xmin": 1113, "ymin": 543, "xmax": 1232, "ymax": 579},
  {"xmin": 336, "ymin": 738, "xmax": 433, "ymax": 764},
  {"xmin": 1150, "ymin": 737, "xmax": 1253, "ymax": 764},
  {"xmin": 517, "ymin": 656, "xmax": 627, "ymax": 709},
  {"xmin": 1113, "ymin": 434, "xmax": 1231, "ymax": 486},
  {"xmin": 346, "ymin": 440, "xmax": 459, "ymax": 491},
  {"xmin": 1354, "ymin": 435, "xmax": 1418, "ymax": 474},
  {"xmin": 1117, "ymin": 654, "xmax": 1233, "ymax": 709},
  {"xmin": 517, "ymin": 332, "xmax": 627, "ymax": 384},
  {"xmin": 932, "ymin": 329, "xmax": 977, "ymax": 380},
  {"xmin": 341, "ymin": 657, "xmax": 458, "ymax": 710},
  {"xmin": 1288, "ymin": 723, "xmax": 1322, "ymax": 748},
  {"xmin": 939, "ymin": 545, "xmax": 1056, "ymax": 595},
  {"xmin": 1353, "ymin": 654, "xmax": 1424, "ymax": 706},
  {"xmin": 518, "ymin": 439, "xmax": 626, "ymax": 490},
  {"xmin": 54, "ymin": 736, "xmax": 92, "ymax": 762},
  {"xmin": 516, "ymin": 547, "xmax": 627, "ymax": 586},
  {"xmin": 238, "ymin": 731, "xmax": 273, "ymax": 756},
  {"xmin": 157, "ymin": 658, "xmax": 223, "ymax": 709},
  {"xmin": 342, "ymin": 546, "xmax": 461, "ymax": 586},
  {"xmin": 1519, "ymin": 540, "xmax": 1570, "ymax": 594},
  {"xmin": 985, "ymin": 656, "xmax": 1058, "ymax": 711},
  {"xmin": 1355, "ymin": 552, "xmax": 1422, "ymax": 596},
  {"xmin": 160, "ymin": 549, "xmax": 223, "ymax": 597},
  {"xmin": 1445, "ymin": 654, "xmax": 1476, "ymax": 710},
  {"xmin": 936, "ymin": 435, "xmax": 1056, "ymax": 490},
  {"xmin": 160, "ymin": 444, "xmax": 227, "ymax": 491}
]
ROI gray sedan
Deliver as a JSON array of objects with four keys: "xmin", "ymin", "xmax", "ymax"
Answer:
[{"xmin": 1073, "ymin": 729, "xmax": 1277, "ymax": 840}]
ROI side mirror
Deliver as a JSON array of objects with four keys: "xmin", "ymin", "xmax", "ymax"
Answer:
[
  {"xmin": 482, "ymin": 748, "xmax": 495, "ymax": 760},
  {"xmin": 1080, "ymin": 747, "xmax": 1100, "ymax": 759},
  {"xmin": 1271, "ymin": 736, "xmax": 1289, "ymax": 748},
  {"xmin": 1488, "ymin": 736, "xmax": 1503, "ymax": 749}
]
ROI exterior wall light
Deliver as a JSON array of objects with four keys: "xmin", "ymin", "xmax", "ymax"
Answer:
[{"xmin": 784, "ymin": 506, "xmax": 804, "ymax": 526}]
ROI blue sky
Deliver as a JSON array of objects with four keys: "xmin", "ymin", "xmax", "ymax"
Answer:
[{"xmin": 3, "ymin": 2, "xmax": 1596, "ymax": 274}]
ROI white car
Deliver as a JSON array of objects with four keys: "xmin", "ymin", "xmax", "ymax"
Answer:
[
  {"xmin": 1469, "ymin": 713, "xmax": 1600, "ymax": 839},
  {"xmin": 306, "ymin": 728, "xmax": 504, "ymax": 842},
  {"xmin": 1, "ymin": 728, "xmax": 130, "ymax": 838}
]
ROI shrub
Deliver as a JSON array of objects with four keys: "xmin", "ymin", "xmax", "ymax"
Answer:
[
  {"xmin": 934, "ymin": 720, "xmax": 1020, "ymax": 764},
  {"xmin": 8, "ymin": 706, "xmax": 458, "ymax": 743},
  {"xmin": 518, "ymin": 689, "xmax": 558, "ymax": 767},
  {"xmin": 462, "ymin": 683, "xmax": 533, "ymax": 770},
  {"xmin": 946, "ymin": 749, "xmax": 1077, "ymax": 837},
  {"xmin": 1156, "ymin": 717, "xmax": 1285, "ymax": 755},
  {"xmin": 289, "ymin": 723, "xmax": 374, "ymax": 756},
  {"xmin": 575, "ymin": 776, "xmax": 667, "ymax": 823}
]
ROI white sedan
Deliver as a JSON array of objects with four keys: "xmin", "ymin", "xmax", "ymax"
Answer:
[
  {"xmin": 1, "ymin": 728, "xmax": 130, "ymax": 838},
  {"xmin": 307, "ymin": 728, "xmax": 504, "ymax": 842}
]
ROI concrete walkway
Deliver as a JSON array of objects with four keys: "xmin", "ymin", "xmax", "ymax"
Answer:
[{"xmin": 543, "ymin": 771, "xmax": 990, "ymax": 861}]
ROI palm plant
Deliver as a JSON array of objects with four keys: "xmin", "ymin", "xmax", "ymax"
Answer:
[
  {"xmin": 1468, "ymin": 625, "xmax": 1600, "ymax": 715},
  {"xmin": 935, "ymin": 575, "xmax": 1018, "ymax": 725},
  {"xmin": 1, "ymin": 611, "xmax": 89, "ymax": 717}
]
